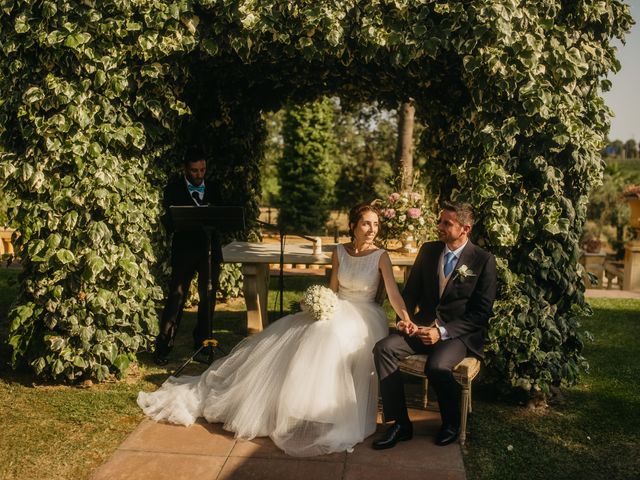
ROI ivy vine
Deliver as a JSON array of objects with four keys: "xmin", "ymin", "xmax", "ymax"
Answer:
[{"xmin": 0, "ymin": 1, "xmax": 632, "ymax": 392}]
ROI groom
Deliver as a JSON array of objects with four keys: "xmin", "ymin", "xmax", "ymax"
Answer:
[{"xmin": 373, "ymin": 201, "xmax": 496, "ymax": 448}]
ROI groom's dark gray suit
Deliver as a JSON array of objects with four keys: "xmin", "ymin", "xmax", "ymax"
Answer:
[{"xmin": 374, "ymin": 240, "xmax": 496, "ymax": 429}]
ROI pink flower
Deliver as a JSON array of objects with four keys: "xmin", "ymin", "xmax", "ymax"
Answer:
[
  {"xmin": 623, "ymin": 184, "xmax": 640, "ymax": 199},
  {"xmin": 383, "ymin": 208, "xmax": 396, "ymax": 219},
  {"xmin": 388, "ymin": 192, "xmax": 401, "ymax": 202},
  {"xmin": 407, "ymin": 208, "xmax": 421, "ymax": 219}
]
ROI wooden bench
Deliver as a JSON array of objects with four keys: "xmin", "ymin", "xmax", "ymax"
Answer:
[
  {"xmin": 579, "ymin": 251, "xmax": 606, "ymax": 288},
  {"xmin": 398, "ymin": 354, "xmax": 481, "ymax": 446},
  {"xmin": 604, "ymin": 260, "xmax": 624, "ymax": 290}
]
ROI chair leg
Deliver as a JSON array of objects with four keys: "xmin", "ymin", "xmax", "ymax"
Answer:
[
  {"xmin": 422, "ymin": 378, "xmax": 429, "ymax": 409},
  {"xmin": 459, "ymin": 384, "xmax": 470, "ymax": 446},
  {"xmin": 468, "ymin": 384, "xmax": 473, "ymax": 413}
]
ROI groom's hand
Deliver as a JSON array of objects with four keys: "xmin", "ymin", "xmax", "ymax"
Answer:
[{"xmin": 417, "ymin": 327, "xmax": 441, "ymax": 345}]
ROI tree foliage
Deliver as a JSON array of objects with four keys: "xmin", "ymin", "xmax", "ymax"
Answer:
[
  {"xmin": 277, "ymin": 97, "xmax": 337, "ymax": 235},
  {"xmin": 624, "ymin": 139, "xmax": 638, "ymax": 159},
  {"xmin": 260, "ymin": 111, "xmax": 285, "ymax": 206},
  {"xmin": 333, "ymin": 102, "xmax": 397, "ymax": 210},
  {"xmin": 262, "ymin": 101, "xmax": 403, "ymax": 214},
  {"xmin": 0, "ymin": 1, "xmax": 633, "ymax": 391},
  {"xmin": 586, "ymin": 162, "xmax": 636, "ymax": 258}
]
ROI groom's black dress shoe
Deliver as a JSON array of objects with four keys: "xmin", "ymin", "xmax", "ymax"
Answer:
[
  {"xmin": 372, "ymin": 422, "xmax": 413, "ymax": 450},
  {"xmin": 435, "ymin": 424, "xmax": 459, "ymax": 446}
]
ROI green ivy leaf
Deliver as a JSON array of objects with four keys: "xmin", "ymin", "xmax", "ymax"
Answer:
[
  {"xmin": 14, "ymin": 14, "xmax": 29, "ymax": 33},
  {"xmin": 55, "ymin": 249, "xmax": 75, "ymax": 264},
  {"xmin": 118, "ymin": 259, "xmax": 139, "ymax": 277},
  {"xmin": 113, "ymin": 354, "xmax": 130, "ymax": 374},
  {"xmin": 84, "ymin": 253, "xmax": 108, "ymax": 281},
  {"xmin": 64, "ymin": 32, "xmax": 92, "ymax": 49},
  {"xmin": 22, "ymin": 86, "xmax": 45, "ymax": 104}
]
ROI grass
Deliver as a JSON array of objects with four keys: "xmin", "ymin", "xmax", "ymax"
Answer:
[
  {"xmin": 464, "ymin": 298, "xmax": 640, "ymax": 480},
  {"xmin": 0, "ymin": 269, "xmax": 319, "ymax": 480},
  {"xmin": 1, "ymin": 268, "xmax": 639, "ymax": 479}
]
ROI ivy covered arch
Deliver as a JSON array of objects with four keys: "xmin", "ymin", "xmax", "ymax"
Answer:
[{"xmin": 0, "ymin": 1, "xmax": 632, "ymax": 391}]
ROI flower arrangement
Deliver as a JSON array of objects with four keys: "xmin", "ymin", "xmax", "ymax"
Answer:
[
  {"xmin": 300, "ymin": 285, "xmax": 338, "ymax": 322},
  {"xmin": 622, "ymin": 184, "xmax": 640, "ymax": 199},
  {"xmin": 374, "ymin": 190, "xmax": 437, "ymax": 247}
]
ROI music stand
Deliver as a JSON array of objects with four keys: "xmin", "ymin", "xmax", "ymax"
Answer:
[{"xmin": 168, "ymin": 206, "xmax": 245, "ymax": 376}]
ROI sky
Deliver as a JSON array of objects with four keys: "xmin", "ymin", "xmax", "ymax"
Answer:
[{"xmin": 602, "ymin": 0, "xmax": 640, "ymax": 142}]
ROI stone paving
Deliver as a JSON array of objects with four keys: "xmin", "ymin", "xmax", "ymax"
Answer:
[{"xmin": 91, "ymin": 407, "xmax": 466, "ymax": 480}]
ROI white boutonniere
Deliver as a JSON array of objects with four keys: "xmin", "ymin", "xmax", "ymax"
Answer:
[{"xmin": 454, "ymin": 264, "xmax": 476, "ymax": 281}]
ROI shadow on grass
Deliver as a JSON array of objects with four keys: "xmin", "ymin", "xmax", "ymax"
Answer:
[
  {"xmin": 465, "ymin": 298, "xmax": 640, "ymax": 480},
  {"xmin": 466, "ymin": 393, "xmax": 640, "ymax": 480}
]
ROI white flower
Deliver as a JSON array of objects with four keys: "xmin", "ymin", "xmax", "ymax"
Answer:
[
  {"xmin": 398, "ymin": 214, "xmax": 406, "ymax": 222},
  {"xmin": 455, "ymin": 264, "xmax": 476, "ymax": 280},
  {"xmin": 300, "ymin": 285, "xmax": 338, "ymax": 322},
  {"xmin": 407, "ymin": 224, "xmax": 415, "ymax": 231},
  {"xmin": 418, "ymin": 217, "xmax": 425, "ymax": 225}
]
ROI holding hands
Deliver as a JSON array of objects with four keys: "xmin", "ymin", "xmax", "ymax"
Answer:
[
  {"xmin": 396, "ymin": 319, "xmax": 418, "ymax": 336},
  {"xmin": 397, "ymin": 320, "xmax": 441, "ymax": 345}
]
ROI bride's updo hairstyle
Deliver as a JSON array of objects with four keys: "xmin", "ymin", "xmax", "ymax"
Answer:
[{"xmin": 348, "ymin": 203, "xmax": 380, "ymax": 241}]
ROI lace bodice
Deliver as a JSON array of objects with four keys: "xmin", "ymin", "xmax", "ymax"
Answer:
[{"xmin": 336, "ymin": 244, "xmax": 384, "ymax": 303}]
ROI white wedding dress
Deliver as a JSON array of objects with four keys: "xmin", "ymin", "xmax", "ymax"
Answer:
[{"xmin": 137, "ymin": 244, "xmax": 389, "ymax": 456}]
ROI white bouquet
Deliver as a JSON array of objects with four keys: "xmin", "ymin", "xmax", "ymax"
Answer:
[{"xmin": 300, "ymin": 285, "xmax": 338, "ymax": 322}]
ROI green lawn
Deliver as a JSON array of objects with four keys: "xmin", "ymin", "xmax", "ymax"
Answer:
[
  {"xmin": 0, "ymin": 270, "xmax": 319, "ymax": 480},
  {"xmin": 1, "ymin": 268, "xmax": 639, "ymax": 479},
  {"xmin": 464, "ymin": 298, "xmax": 640, "ymax": 480}
]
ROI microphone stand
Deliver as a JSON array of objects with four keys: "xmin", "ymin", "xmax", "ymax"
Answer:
[
  {"xmin": 256, "ymin": 219, "xmax": 285, "ymax": 317},
  {"xmin": 169, "ymin": 205, "xmax": 246, "ymax": 378},
  {"xmin": 173, "ymin": 226, "xmax": 225, "ymax": 377},
  {"xmin": 256, "ymin": 220, "xmax": 321, "ymax": 318}
]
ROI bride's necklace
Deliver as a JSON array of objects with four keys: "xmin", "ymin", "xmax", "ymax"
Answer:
[{"xmin": 348, "ymin": 241, "xmax": 375, "ymax": 255}]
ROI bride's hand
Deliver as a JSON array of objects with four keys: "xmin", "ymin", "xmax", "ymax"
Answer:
[
  {"xmin": 396, "ymin": 320, "xmax": 409, "ymax": 333},
  {"xmin": 397, "ymin": 320, "xmax": 418, "ymax": 336}
]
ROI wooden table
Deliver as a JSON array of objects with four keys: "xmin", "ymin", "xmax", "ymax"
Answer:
[{"xmin": 222, "ymin": 241, "xmax": 417, "ymax": 333}]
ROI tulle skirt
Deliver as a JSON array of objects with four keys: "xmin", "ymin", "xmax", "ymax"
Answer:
[{"xmin": 137, "ymin": 298, "xmax": 389, "ymax": 456}]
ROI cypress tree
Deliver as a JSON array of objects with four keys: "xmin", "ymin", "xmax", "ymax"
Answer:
[{"xmin": 277, "ymin": 97, "xmax": 337, "ymax": 235}]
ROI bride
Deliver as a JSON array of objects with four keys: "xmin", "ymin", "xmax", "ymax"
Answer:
[{"xmin": 137, "ymin": 203, "xmax": 413, "ymax": 456}]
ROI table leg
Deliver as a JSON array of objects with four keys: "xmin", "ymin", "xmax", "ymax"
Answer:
[
  {"xmin": 403, "ymin": 265, "xmax": 412, "ymax": 283},
  {"xmin": 242, "ymin": 263, "xmax": 270, "ymax": 334}
]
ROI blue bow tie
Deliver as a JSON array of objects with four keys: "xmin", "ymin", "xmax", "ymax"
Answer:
[{"xmin": 187, "ymin": 183, "xmax": 205, "ymax": 195}]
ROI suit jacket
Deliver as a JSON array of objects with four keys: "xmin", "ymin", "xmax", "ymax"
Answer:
[
  {"xmin": 402, "ymin": 240, "xmax": 497, "ymax": 357},
  {"xmin": 161, "ymin": 175, "xmax": 223, "ymax": 263}
]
